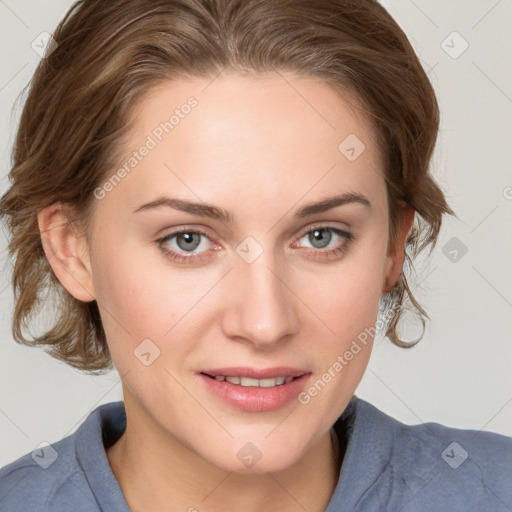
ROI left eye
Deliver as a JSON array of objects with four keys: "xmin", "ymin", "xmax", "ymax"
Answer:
[
  {"xmin": 296, "ymin": 227, "xmax": 349, "ymax": 250},
  {"xmin": 156, "ymin": 225, "xmax": 353, "ymax": 263}
]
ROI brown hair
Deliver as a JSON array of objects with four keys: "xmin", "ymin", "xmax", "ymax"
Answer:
[{"xmin": 0, "ymin": 0, "xmax": 455, "ymax": 374}]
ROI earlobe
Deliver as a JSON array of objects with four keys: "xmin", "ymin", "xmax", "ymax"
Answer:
[
  {"xmin": 382, "ymin": 206, "xmax": 415, "ymax": 295},
  {"xmin": 37, "ymin": 203, "xmax": 96, "ymax": 302}
]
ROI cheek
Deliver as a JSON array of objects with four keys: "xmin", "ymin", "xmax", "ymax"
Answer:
[
  {"xmin": 89, "ymin": 238, "xmax": 220, "ymax": 370},
  {"xmin": 312, "ymin": 242, "xmax": 388, "ymax": 336},
  {"xmin": 299, "ymin": 237, "xmax": 388, "ymax": 396},
  {"xmin": 90, "ymin": 227, "xmax": 175, "ymax": 323},
  {"xmin": 88, "ymin": 234, "xmax": 171, "ymax": 363}
]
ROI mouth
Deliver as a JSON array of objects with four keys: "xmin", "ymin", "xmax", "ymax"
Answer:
[
  {"xmin": 197, "ymin": 367, "xmax": 311, "ymax": 412},
  {"xmin": 201, "ymin": 373, "xmax": 298, "ymax": 387}
]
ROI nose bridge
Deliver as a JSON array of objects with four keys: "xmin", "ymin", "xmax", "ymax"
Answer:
[{"xmin": 221, "ymin": 247, "xmax": 298, "ymax": 348}]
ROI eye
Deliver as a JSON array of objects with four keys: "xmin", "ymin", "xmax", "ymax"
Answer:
[
  {"xmin": 292, "ymin": 224, "xmax": 354, "ymax": 260},
  {"xmin": 156, "ymin": 228, "xmax": 218, "ymax": 264},
  {"xmin": 156, "ymin": 224, "xmax": 354, "ymax": 264}
]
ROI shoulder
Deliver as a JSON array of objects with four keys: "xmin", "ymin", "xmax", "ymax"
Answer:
[
  {"xmin": 339, "ymin": 397, "xmax": 512, "ymax": 511},
  {"xmin": 0, "ymin": 401, "xmax": 126, "ymax": 512},
  {"xmin": 0, "ymin": 435, "xmax": 98, "ymax": 512}
]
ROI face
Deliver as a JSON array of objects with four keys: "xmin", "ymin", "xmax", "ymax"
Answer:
[{"xmin": 59, "ymin": 72, "xmax": 405, "ymax": 473}]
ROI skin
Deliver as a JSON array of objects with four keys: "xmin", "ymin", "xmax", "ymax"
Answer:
[{"xmin": 38, "ymin": 71, "xmax": 414, "ymax": 512}]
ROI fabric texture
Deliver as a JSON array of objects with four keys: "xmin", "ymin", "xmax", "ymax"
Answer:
[{"xmin": 1, "ymin": 395, "xmax": 511, "ymax": 511}]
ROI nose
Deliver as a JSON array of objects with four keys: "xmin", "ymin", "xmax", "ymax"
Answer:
[{"xmin": 220, "ymin": 255, "xmax": 300, "ymax": 350}]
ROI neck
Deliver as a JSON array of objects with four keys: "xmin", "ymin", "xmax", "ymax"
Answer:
[{"xmin": 107, "ymin": 395, "xmax": 345, "ymax": 512}]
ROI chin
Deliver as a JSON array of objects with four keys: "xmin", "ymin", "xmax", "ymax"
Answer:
[
  {"xmin": 196, "ymin": 435, "xmax": 309, "ymax": 475},
  {"xmin": 211, "ymin": 452, "xmax": 299, "ymax": 475}
]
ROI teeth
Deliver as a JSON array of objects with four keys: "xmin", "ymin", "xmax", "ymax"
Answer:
[
  {"xmin": 212, "ymin": 375, "xmax": 296, "ymax": 387},
  {"xmin": 240, "ymin": 377, "xmax": 259, "ymax": 387},
  {"xmin": 259, "ymin": 378, "xmax": 278, "ymax": 388}
]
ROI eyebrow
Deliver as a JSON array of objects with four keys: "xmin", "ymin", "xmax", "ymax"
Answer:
[{"xmin": 132, "ymin": 192, "xmax": 371, "ymax": 223}]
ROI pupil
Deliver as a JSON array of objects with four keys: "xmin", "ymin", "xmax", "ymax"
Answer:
[
  {"xmin": 178, "ymin": 232, "xmax": 200, "ymax": 251},
  {"xmin": 310, "ymin": 229, "xmax": 331, "ymax": 248}
]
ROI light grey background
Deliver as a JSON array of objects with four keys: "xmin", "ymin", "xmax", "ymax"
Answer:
[{"xmin": 1, "ymin": 0, "xmax": 511, "ymax": 467}]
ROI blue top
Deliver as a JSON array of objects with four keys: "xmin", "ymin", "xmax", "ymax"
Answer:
[{"xmin": 1, "ymin": 395, "xmax": 511, "ymax": 511}]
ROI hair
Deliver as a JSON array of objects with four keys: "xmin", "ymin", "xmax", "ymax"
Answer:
[{"xmin": 0, "ymin": 0, "xmax": 455, "ymax": 374}]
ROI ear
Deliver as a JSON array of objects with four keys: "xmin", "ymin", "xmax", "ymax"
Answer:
[
  {"xmin": 37, "ymin": 203, "xmax": 96, "ymax": 302},
  {"xmin": 382, "ymin": 205, "xmax": 415, "ymax": 295}
]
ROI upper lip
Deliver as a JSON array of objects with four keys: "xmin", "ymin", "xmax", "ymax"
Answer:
[{"xmin": 200, "ymin": 367, "xmax": 309, "ymax": 379}]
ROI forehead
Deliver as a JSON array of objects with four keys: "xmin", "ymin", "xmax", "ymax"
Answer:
[
  {"xmin": 128, "ymin": 71, "xmax": 378, "ymax": 155},
  {"xmin": 103, "ymin": 71, "xmax": 386, "ymax": 222}
]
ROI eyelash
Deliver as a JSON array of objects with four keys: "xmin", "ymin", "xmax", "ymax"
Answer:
[{"xmin": 155, "ymin": 224, "xmax": 354, "ymax": 264}]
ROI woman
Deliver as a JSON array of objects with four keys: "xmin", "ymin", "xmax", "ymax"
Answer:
[{"xmin": 0, "ymin": 0, "xmax": 510, "ymax": 511}]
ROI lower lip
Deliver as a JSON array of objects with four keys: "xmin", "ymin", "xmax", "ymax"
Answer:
[{"xmin": 198, "ymin": 373, "xmax": 311, "ymax": 412}]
